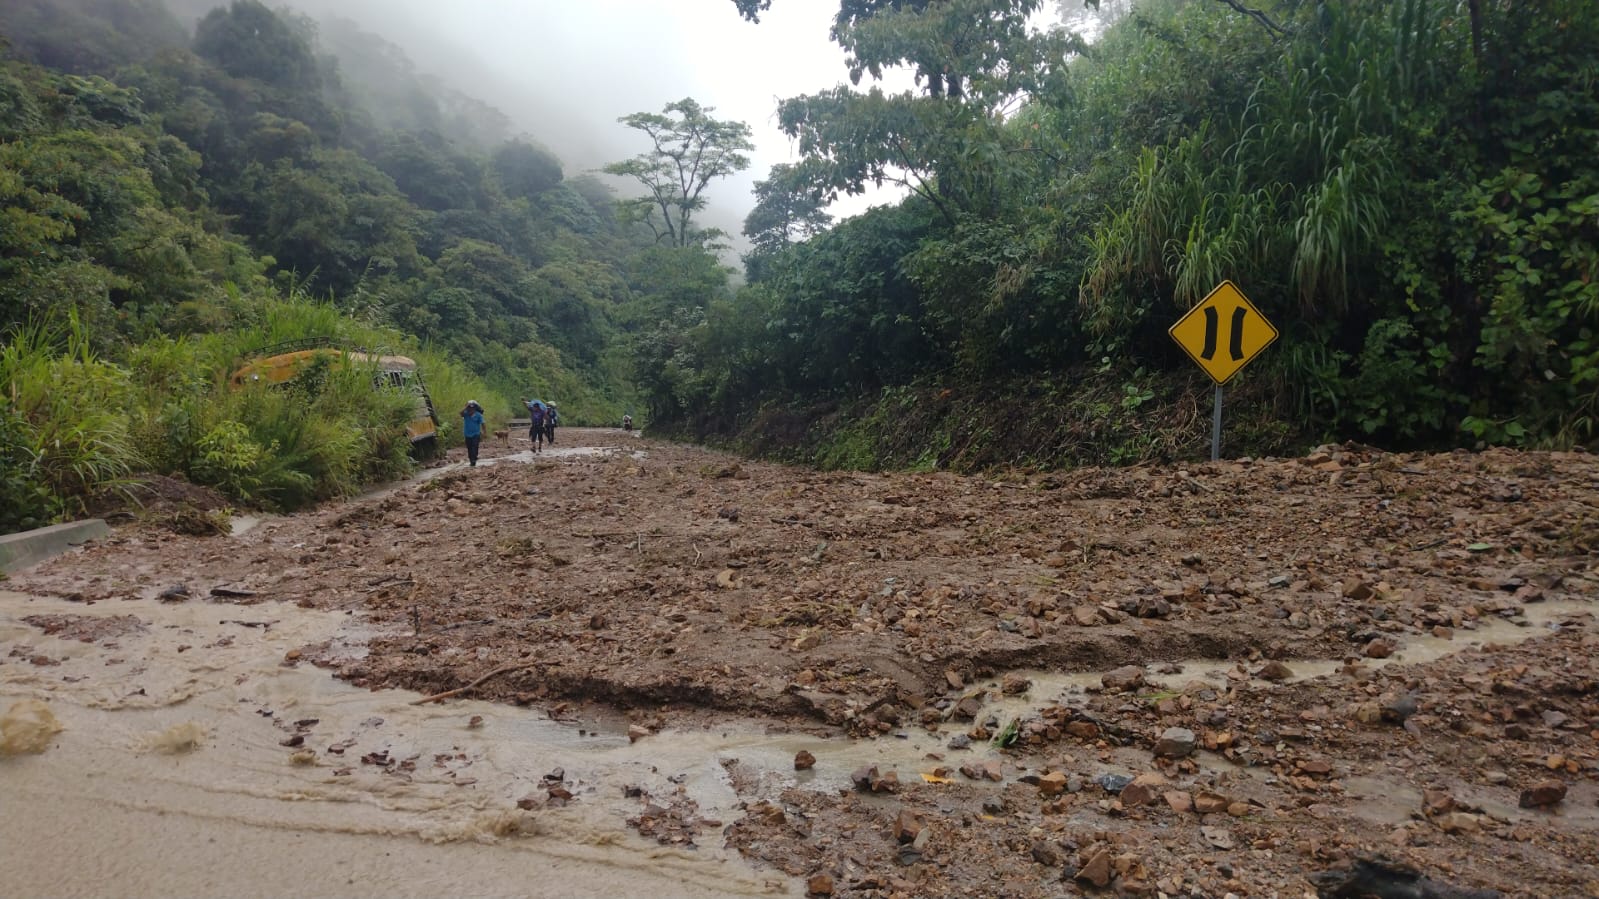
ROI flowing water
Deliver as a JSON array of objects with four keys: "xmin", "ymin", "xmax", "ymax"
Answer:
[{"xmin": 0, "ymin": 590, "xmax": 792, "ymax": 898}]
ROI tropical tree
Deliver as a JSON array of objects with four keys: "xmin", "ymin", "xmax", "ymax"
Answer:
[{"xmin": 603, "ymin": 98, "xmax": 754, "ymax": 248}]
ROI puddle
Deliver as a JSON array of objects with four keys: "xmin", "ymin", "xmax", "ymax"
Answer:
[
  {"xmin": 354, "ymin": 444, "xmax": 645, "ymax": 504},
  {"xmin": 964, "ymin": 599, "xmax": 1596, "ymax": 729},
  {"xmin": 1345, "ymin": 775, "xmax": 1599, "ymax": 832},
  {"xmin": 0, "ymin": 590, "xmax": 786, "ymax": 898}
]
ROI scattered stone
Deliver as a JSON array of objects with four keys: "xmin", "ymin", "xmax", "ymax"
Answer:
[
  {"xmin": 1381, "ymin": 693, "xmax": 1419, "ymax": 723},
  {"xmin": 892, "ymin": 809, "xmax": 923, "ymax": 844},
  {"xmin": 1342, "ymin": 578, "xmax": 1374, "ymax": 601},
  {"xmin": 1001, "ymin": 673, "xmax": 1031, "ymax": 695},
  {"xmin": 1193, "ymin": 790, "xmax": 1230, "ymax": 814},
  {"xmin": 794, "ymin": 750, "xmax": 816, "ymax": 771},
  {"xmin": 851, "ymin": 766, "xmax": 899, "ymax": 792},
  {"xmin": 806, "ymin": 873, "xmax": 834, "ymax": 897},
  {"xmin": 944, "ymin": 669, "xmax": 964, "ymax": 690},
  {"xmin": 1102, "ymin": 665, "xmax": 1145, "ymax": 691},
  {"xmin": 1032, "ymin": 840, "xmax": 1067, "ymax": 867},
  {"xmin": 1256, "ymin": 660, "xmax": 1294, "ymax": 682},
  {"xmin": 467, "ymin": 715, "xmax": 483, "ymax": 729},
  {"xmin": 1164, "ymin": 790, "xmax": 1193, "ymax": 813},
  {"xmin": 1075, "ymin": 848, "xmax": 1113, "ymax": 888},
  {"xmin": 1038, "ymin": 771, "xmax": 1069, "ymax": 797},
  {"xmin": 1364, "ymin": 637, "xmax": 1396, "ymax": 659},
  {"xmin": 1135, "ymin": 597, "xmax": 1172, "ymax": 619},
  {"xmin": 627, "ymin": 724, "xmax": 650, "ymax": 743},
  {"xmin": 1438, "ymin": 812, "xmax": 1480, "ymax": 834},
  {"xmin": 1519, "ymin": 779, "xmax": 1567, "ymax": 809},
  {"xmin": 1072, "ymin": 606, "xmax": 1102, "ymax": 627},
  {"xmin": 1422, "ymin": 789, "xmax": 1457, "ymax": 816},
  {"xmin": 1200, "ymin": 825, "xmax": 1235, "ymax": 849},
  {"xmin": 1065, "ymin": 720, "xmax": 1100, "ymax": 739},
  {"xmin": 1120, "ymin": 772, "xmax": 1167, "ymax": 807},
  {"xmin": 947, "ymin": 733, "xmax": 972, "ymax": 750},
  {"xmin": 953, "ymin": 696, "xmax": 984, "ymax": 720},
  {"xmin": 1154, "ymin": 726, "xmax": 1197, "ymax": 759},
  {"xmin": 1226, "ymin": 801, "xmax": 1250, "ymax": 817},
  {"xmin": 1097, "ymin": 773, "xmax": 1134, "ymax": 793}
]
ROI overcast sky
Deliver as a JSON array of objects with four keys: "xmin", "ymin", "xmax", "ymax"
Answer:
[
  {"xmin": 277, "ymin": 0, "xmax": 1080, "ymax": 243},
  {"xmin": 283, "ymin": 0, "xmax": 918, "ymax": 239}
]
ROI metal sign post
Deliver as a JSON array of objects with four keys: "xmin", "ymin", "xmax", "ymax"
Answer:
[
  {"xmin": 1211, "ymin": 385, "xmax": 1223, "ymax": 462},
  {"xmin": 1168, "ymin": 281, "xmax": 1277, "ymax": 462}
]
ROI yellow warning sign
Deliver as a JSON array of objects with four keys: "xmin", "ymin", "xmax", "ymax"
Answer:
[{"xmin": 1168, "ymin": 281, "xmax": 1278, "ymax": 386}]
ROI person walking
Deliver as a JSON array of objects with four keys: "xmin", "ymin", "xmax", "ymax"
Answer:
[
  {"xmin": 522, "ymin": 398, "xmax": 546, "ymax": 452},
  {"xmin": 545, "ymin": 403, "xmax": 558, "ymax": 445},
  {"xmin": 460, "ymin": 400, "xmax": 485, "ymax": 467}
]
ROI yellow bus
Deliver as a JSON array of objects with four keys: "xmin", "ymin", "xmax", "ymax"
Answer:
[{"xmin": 229, "ymin": 339, "xmax": 440, "ymax": 451}]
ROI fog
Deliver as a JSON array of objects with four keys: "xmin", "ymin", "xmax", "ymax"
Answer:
[
  {"xmin": 174, "ymin": 1, "xmax": 1088, "ymax": 248},
  {"xmin": 238, "ymin": 0, "xmax": 898, "ymax": 248}
]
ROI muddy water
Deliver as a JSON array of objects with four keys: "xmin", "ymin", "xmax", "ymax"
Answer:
[
  {"xmin": 0, "ymin": 590, "xmax": 789, "ymax": 898},
  {"xmin": 968, "ymin": 598, "xmax": 1596, "ymax": 731}
]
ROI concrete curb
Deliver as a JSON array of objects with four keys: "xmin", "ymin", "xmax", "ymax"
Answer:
[{"xmin": 0, "ymin": 519, "xmax": 111, "ymax": 574}]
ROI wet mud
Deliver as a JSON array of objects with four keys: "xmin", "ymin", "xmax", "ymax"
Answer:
[{"xmin": 4, "ymin": 430, "xmax": 1598, "ymax": 897}]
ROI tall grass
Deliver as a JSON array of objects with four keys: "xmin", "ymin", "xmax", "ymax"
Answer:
[
  {"xmin": 2, "ymin": 295, "xmax": 506, "ymax": 531},
  {"xmin": 0, "ymin": 316, "xmax": 139, "ymax": 519}
]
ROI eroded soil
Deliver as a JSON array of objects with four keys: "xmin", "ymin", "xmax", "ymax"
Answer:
[{"xmin": 7, "ymin": 428, "xmax": 1599, "ymax": 898}]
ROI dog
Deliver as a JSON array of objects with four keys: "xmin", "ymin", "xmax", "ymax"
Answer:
[{"xmin": 492, "ymin": 428, "xmax": 509, "ymax": 446}]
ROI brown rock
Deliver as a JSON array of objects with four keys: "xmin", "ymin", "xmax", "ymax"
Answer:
[
  {"xmin": 1438, "ymin": 812, "xmax": 1480, "ymax": 834},
  {"xmin": 1120, "ymin": 782, "xmax": 1157, "ymax": 807},
  {"xmin": 794, "ymin": 750, "xmax": 816, "ymax": 771},
  {"xmin": 1072, "ymin": 605, "xmax": 1102, "ymax": 627},
  {"xmin": 1074, "ymin": 848, "xmax": 1113, "ymax": 888},
  {"xmin": 1343, "ymin": 578, "xmax": 1375, "ymax": 601},
  {"xmin": 944, "ymin": 669, "xmax": 964, "ymax": 690},
  {"xmin": 1002, "ymin": 673, "xmax": 1031, "ymax": 695},
  {"xmin": 1193, "ymin": 790, "xmax": 1230, "ymax": 814},
  {"xmin": 627, "ymin": 724, "xmax": 650, "ymax": 742},
  {"xmin": 806, "ymin": 873, "xmax": 835, "ymax": 897},
  {"xmin": 1065, "ymin": 720, "xmax": 1100, "ymax": 739},
  {"xmin": 1364, "ymin": 637, "xmax": 1396, "ymax": 659},
  {"xmin": 1163, "ymin": 790, "xmax": 1193, "ymax": 813},
  {"xmin": 1032, "ymin": 840, "xmax": 1067, "ymax": 867},
  {"xmin": 1432, "ymin": 625, "xmax": 1454, "ymax": 639},
  {"xmin": 893, "ymin": 809, "xmax": 923, "ymax": 844},
  {"xmin": 1297, "ymin": 759, "xmax": 1333, "ymax": 776},
  {"xmin": 1102, "ymin": 665, "xmax": 1145, "ymax": 691},
  {"xmin": 1256, "ymin": 660, "xmax": 1294, "ymax": 682},
  {"xmin": 1120, "ymin": 772, "xmax": 1167, "ymax": 807},
  {"xmin": 1422, "ymin": 789, "xmax": 1457, "ymax": 816},
  {"xmin": 1038, "ymin": 771, "xmax": 1069, "ymax": 797},
  {"xmin": 1520, "ymin": 779, "xmax": 1567, "ymax": 809},
  {"xmin": 1226, "ymin": 801, "xmax": 1250, "ymax": 817},
  {"xmin": 953, "ymin": 696, "xmax": 984, "ymax": 720}
]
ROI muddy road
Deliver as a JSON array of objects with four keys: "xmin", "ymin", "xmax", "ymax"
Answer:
[{"xmin": 4, "ymin": 428, "xmax": 1598, "ymax": 897}]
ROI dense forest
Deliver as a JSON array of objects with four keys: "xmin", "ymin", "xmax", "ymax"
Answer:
[
  {"xmin": 0, "ymin": 0, "xmax": 736, "ymax": 531},
  {"xmin": 2, "ymin": 0, "xmax": 1596, "ymax": 534},
  {"xmin": 646, "ymin": 0, "xmax": 1597, "ymax": 470}
]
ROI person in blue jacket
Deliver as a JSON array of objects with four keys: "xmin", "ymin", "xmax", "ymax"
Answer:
[
  {"xmin": 460, "ymin": 400, "xmax": 485, "ymax": 466},
  {"xmin": 522, "ymin": 397, "xmax": 546, "ymax": 452}
]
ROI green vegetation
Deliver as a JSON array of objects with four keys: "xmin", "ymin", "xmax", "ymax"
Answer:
[
  {"xmin": 641, "ymin": 0, "xmax": 1599, "ymax": 466},
  {"xmin": 0, "ymin": 0, "xmax": 742, "ymax": 533},
  {"xmin": 5, "ymin": 0, "xmax": 1597, "ymax": 529}
]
